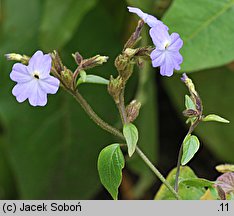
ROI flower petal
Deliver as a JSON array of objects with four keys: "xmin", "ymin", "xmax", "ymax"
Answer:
[
  {"xmin": 12, "ymin": 80, "xmax": 36, "ymax": 103},
  {"xmin": 28, "ymin": 50, "xmax": 52, "ymax": 78},
  {"xmin": 150, "ymin": 49, "xmax": 165, "ymax": 68},
  {"xmin": 127, "ymin": 6, "xmax": 168, "ymax": 29},
  {"xmin": 150, "ymin": 27, "xmax": 170, "ymax": 49},
  {"xmin": 39, "ymin": 76, "xmax": 60, "ymax": 94},
  {"xmin": 159, "ymin": 54, "xmax": 175, "ymax": 77},
  {"xmin": 28, "ymin": 82, "xmax": 47, "ymax": 106},
  {"xmin": 169, "ymin": 51, "xmax": 183, "ymax": 70},
  {"xmin": 10, "ymin": 63, "xmax": 32, "ymax": 83},
  {"xmin": 169, "ymin": 33, "xmax": 183, "ymax": 51}
]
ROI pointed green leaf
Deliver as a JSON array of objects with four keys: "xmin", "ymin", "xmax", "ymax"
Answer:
[
  {"xmin": 181, "ymin": 135, "xmax": 200, "ymax": 165},
  {"xmin": 123, "ymin": 123, "xmax": 139, "ymax": 157},
  {"xmin": 185, "ymin": 95, "xmax": 196, "ymax": 110},
  {"xmin": 203, "ymin": 114, "xmax": 230, "ymax": 123},
  {"xmin": 77, "ymin": 74, "xmax": 109, "ymax": 86},
  {"xmin": 97, "ymin": 144, "xmax": 125, "ymax": 200},
  {"xmin": 180, "ymin": 178, "xmax": 215, "ymax": 188}
]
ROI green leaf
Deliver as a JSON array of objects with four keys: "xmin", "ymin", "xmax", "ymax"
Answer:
[
  {"xmin": 163, "ymin": 67, "xmax": 234, "ymax": 162},
  {"xmin": 123, "ymin": 123, "xmax": 139, "ymax": 157},
  {"xmin": 40, "ymin": 0, "xmax": 97, "ymax": 50},
  {"xmin": 155, "ymin": 166, "xmax": 206, "ymax": 200},
  {"xmin": 181, "ymin": 134, "xmax": 200, "ymax": 165},
  {"xmin": 77, "ymin": 74, "xmax": 109, "ymax": 86},
  {"xmin": 185, "ymin": 95, "xmax": 196, "ymax": 110},
  {"xmin": 126, "ymin": 0, "xmax": 155, "ymax": 11},
  {"xmin": 97, "ymin": 144, "xmax": 125, "ymax": 200},
  {"xmin": 163, "ymin": 0, "xmax": 234, "ymax": 72},
  {"xmin": 203, "ymin": 114, "xmax": 230, "ymax": 123},
  {"xmin": 180, "ymin": 178, "xmax": 215, "ymax": 188}
]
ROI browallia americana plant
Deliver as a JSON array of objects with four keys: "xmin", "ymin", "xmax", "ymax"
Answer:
[{"xmin": 5, "ymin": 7, "xmax": 232, "ymax": 200}]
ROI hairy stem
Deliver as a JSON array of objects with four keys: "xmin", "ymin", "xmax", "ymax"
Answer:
[
  {"xmin": 68, "ymin": 89, "xmax": 124, "ymax": 140},
  {"xmin": 136, "ymin": 147, "xmax": 181, "ymax": 200}
]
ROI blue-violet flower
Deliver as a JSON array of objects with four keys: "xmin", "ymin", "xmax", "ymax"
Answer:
[
  {"xmin": 150, "ymin": 27, "xmax": 183, "ymax": 77},
  {"xmin": 10, "ymin": 50, "xmax": 60, "ymax": 106}
]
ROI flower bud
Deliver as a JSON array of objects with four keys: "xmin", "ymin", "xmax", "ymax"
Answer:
[
  {"xmin": 61, "ymin": 67, "xmax": 74, "ymax": 90},
  {"xmin": 72, "ymin": 52, "xmax": 83, "ymax": 65},
  {"xmin": 108, "ymin": 76, "xmax": 124, "ymax": 104},
  {"xmin": 51, "ymin": 50, "xmax": 64, "ymax": 74},
  {"xmin": 126, "ymin": 100, "xmax": 141, "ymax": 122},
  {"xmin": 82, "ymin": 55, "xmax": 109, "ymax": 70},
  {"xmin": 5, "ymin": 53, "xmax": 30, "ymax": 64},
  {"xmin": 182, "ymin": 109, "xmax": 199, "ymax": 118}
]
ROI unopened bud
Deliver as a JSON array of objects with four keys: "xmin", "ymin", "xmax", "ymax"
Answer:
[
  {"xmin": 72, "ymin": 52, "xmax": 83, "ymax": 65},
  {"xmin": 108, "ymin": 76, "xmax": 124, "ymax": 104},
  {"xmin": 181, "ymin": 73, "xmax": 197, "ymax": 96},
  {"xmin": 124, "ymin": 20, "xmax": 144, "ymax": 50},
  {"xmin": 5, "ymin": 53, "xmax": 30, "ymax": 64},
  {"xmin": 51, "ymin": 50, "xmax": 64, "ymax": 74},
  {"xmin": 126, "ymin": 100, "xmax": 141, "ymax": 122},
  {"xmin": 82, "ymin": 55, "xmax": 108, "ymax": 70},
  {"xmin": 61, "ymin": 67, "xmax": 74, "ymax": 90},
  {"xmin": 182, "ymin": 109, "xmax": 199, "ymax": 118},
  {"xmin": 115, "ymin": 54, "xmax": 134, "ymax": 82},
  {"xmin": 181, "ymin": 73, "xmax": 203, "ymax": 113}
]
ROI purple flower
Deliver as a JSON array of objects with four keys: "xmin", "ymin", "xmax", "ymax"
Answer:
[
  {"xmin": 127, "ymin": 6, "xmax": 168, "ymax": 30},
  {"xmin": 10, "ymin": 50, "xmax": 60, "ymax": 106},
  {"xmin": 150, "ymin": 26, "xmax": 183, "ymax": 77}
]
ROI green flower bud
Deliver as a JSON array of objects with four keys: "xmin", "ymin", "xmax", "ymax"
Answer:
[{"xmin": 108, "ymin": 76, "xmax": 124, "ymax": 104}]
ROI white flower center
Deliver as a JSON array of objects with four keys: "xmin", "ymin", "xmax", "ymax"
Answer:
[
  {"xmin": 33, "ymin": 71, "xmax": 40, "ymax": 79},
  {"xmin": 164, "ymin": 41, "xmax": 170, "ymax": 49}
]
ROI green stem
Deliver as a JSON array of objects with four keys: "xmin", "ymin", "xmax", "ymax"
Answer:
[
  {"xmin": 69, "ymin": 89, "xmax": 124, "ymax": 140},
  {"xmin": 136, "ymin": 146, "xmax": 181, "ymax": 200}
]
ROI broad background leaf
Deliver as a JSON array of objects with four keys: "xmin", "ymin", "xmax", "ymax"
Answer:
[
  {"xmin": 163, "ymin": 0, "xmax": 234, "ymax": 72},
  {"xmin": 155, "ymin": 166, "xmax": 206, "ymax": 200},
  {"xmin": 40, "ymin": 0, "xmax": 97, "ymax": 50}
]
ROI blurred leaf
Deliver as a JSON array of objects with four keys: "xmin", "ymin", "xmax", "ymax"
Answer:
[
  {"xmin": 203, "ymin": 114, "xmax": 230, "ymax": 124},
  {"xmin": 200, "ymin": 188, "xmax": 219, "ymax": 200},
  {"xmin": 163, "ymin": 0, "xmax": 234, "ymax": 72},
  {"xmin": 163, "ymin": 67, "xmax": 234, "ymax": 162},
  {"xmin": 216, "ymin": 164, "xmax": 234, "ymax": 173},
  {"xmin": 181, "ymin": 134, "xmax": 200, "ymax": 165},
  {"xmin": 126, "ymin": 0, "xmax": 155, "ymax": 11},
  {"xmin": 40, "ymin": 0, "xmax": 97, "ymax": 50},
  {"xmin": 155, "ymin": 166, "xmax": 205, "ymax": 200},
  {"xmin": 123, "ymin": 123, "xmax": 138, "ymax": 157},
  {"xmin": 98, "ymin": 144, "xmax": 125, "ymax": 200}
]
